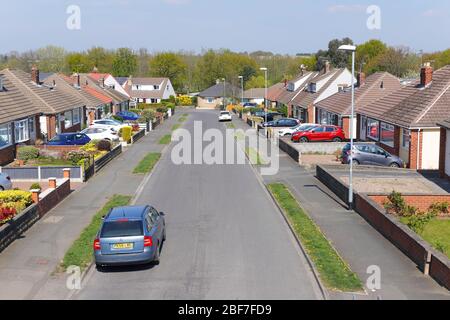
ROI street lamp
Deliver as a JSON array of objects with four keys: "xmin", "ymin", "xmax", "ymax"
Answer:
[
  {"xmin": 221, "ymin": 78, "xmax": 226, "ymax": 109},
  {"xmin": 238, "ymin": 76, "xmax": 244, "ymax": 106},
  {"xmin": 260, "ymin": 67, "xmax": 268, "ymax": 137},
  {"xmin": 338, "ymin": 44, "xmax": 357, "ymax": 210}
]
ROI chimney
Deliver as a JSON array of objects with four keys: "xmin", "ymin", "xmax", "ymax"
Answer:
[
  {"xmin": 357, "ymin": 72, "xmax": 366, "ymax": 87},
  {"xmin": 284, "ymin": 79, "xmax": 288, "ymax": 87},
  {"xmin": 31, "ymin": 65, "xmax": 40, "ymax": 84},
  {"xmin": 420, "ymin": 62, "xmax": 433, "ymax": 87},
  {"xmin": 322, "ymin": 61, "xmax": 331, "ymax": 75}
]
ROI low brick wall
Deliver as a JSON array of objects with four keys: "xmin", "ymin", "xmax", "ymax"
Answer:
[
  {"xmin": 37, "ymin": 178, "xmax": 71, "ymax": 217},
  {"xmin": 316, "ymin": 165, "xmax": 353, "ymax": 204},
  {"xmin": 278, "ymin": 138, "xmax": 300, "ymax": 164},
  {"xmin": 430, "ymin": 253, "xmax": 450, "ymax": 290},
  {"xmin": 0, "ymin": 204, "xmax": 39, "ymax": 253},
  {"xmin": 369, "ymin": 194, "xmax": 450, "ymax": 213}
]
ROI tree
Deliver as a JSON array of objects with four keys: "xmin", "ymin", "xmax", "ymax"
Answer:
[
  {"xmin": 35, "ymin": 45, "xmax": 67, "ymax": 72},
  {"xmin": 65, "ymin": 53, "xmax": 93, "ymax": 73},
  {"xmin": 376, "ymin": 47, "xmax": 420, "ymax": 78},
  {"xmin": 86, "ymin": 47, "xmax": 114, "ymax": 73},
  {"xmin": 355, "ymin": 39, "xmax": 388, "ymax": 74},
  {"xmin": 316, "ymin": 38, "xmax": 354, "ymax": 69},
  {"xmin": 245, "ymin": 75, "xmax": 266, "ymax": 89},
  {"xmin": 286, "ymin": 55, "xmax": 317, "ymax": 77},
  {"xmin": 112, "ymin": 48, "xmax": 137, "ymax": 77},
  {"xmin": 149, "ymin": 52, "xmax": 187, "ymax": 91},
  {"xmin": 424, "ymin": 49, "xmax": 450, "ymax": 70}
]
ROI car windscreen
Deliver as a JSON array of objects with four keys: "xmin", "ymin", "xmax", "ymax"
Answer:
[
  {"xmin": 101, "ymin": 220, "xmax": 143, "ymax": 238},
  {"xmin": 220, "ymin": 112, "xmax": 230, "ymax": 115},
  {"xmin": 50, "ymin": 136, "xmax": 63, "ymax": 142}
]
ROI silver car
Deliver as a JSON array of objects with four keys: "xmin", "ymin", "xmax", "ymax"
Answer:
[
  {"xmin": 94, "ymin": 205, "xmax": 166, "ymax": 268},
  {"xmin": 341, "ymin": 143, "xmax": 404, "ymax": 168},
  {"xmin": 0, "ymin": 173, "xmax": 12, "ymax": 190}
]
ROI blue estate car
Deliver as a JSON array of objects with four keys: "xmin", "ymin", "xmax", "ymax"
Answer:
[
  {"xmin": 47, "ymin": 133, "xmax": 91, "ymax": 146},
  {"xmin": 116, "ymin": 111, "xmax": 140, "ymax": 121},
  {"xmin": 94, "ymin": 206, "xmax": 166, "ymax": 268}
]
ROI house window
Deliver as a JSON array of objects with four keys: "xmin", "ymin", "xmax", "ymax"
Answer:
[
  {"xmin": 14, "ymin": 119, "xmax": 29, "ymax": 143},
  {"xmin": 206, "ymin": 98, "xmax": 214, "ymax": 104},
  {"xmin": 0, "ymin": 123, "xmax": 12, "ymax": 147},
  {"xmin": 154, "ymin": 85, "xmax": 160, "ymax": 90},
  {"xmin": 64, "ymin": 111, "xmax": 73, "ymax": 128},
  {"xmin": 73, "ymin": 108, "xmax": 81, "ymax": 125},
  {"xmin": 402, "ymin": 128, "xmax": 411, "ymax": 149},
  {"xmin": 367, "ymin": 118, "xmax": 379, "ymax": 141},
  {"xmin": 309, "ymin": 83, "xmax": 317, "ymax": 93},
  {"xmin": 380, "ymin": 122, "xmax": 395, "ymax": 147},
  {"xmin": 28, "ymin": 118, "xmax": 35, "ymax": 135}
]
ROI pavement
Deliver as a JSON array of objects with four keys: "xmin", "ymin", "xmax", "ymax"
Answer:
[
  {"xmin": 233, "ymin": 118, "xmax": 450, "ymax": 300},
  {"xmin": 73, "ymin": 110, "xmax": 322, "ymax": 300},
  {"xmin": 0, "ymin": 113, "xmax": 182, "ymax": 300}
]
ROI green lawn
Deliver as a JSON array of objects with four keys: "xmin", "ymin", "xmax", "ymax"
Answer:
[
  {"xmin": 226, "ymin": 122, "xmax": 235, "ymax": 129},
  {"xmin": 27, "ymin": 157, "xmax": 73, "ymax": 166},
  {"xmin": 268, "ymin": 183, "xmax": 363, "ymax": 292},
  {"xmin": 172, "ymin": 124, "xmax": 181, "ymax": 131},
  {"xmin": 178, "ymin": 116, "xmax": 188, "ymax": 123},
  {"xmin": 159, "ymin": 134, "xmax": 172, "ymax": 145},
  {"xmin": 133, "ymin": 152, "xmax": 161, "ymax": 174},
  {"xmin": 401, "ymin": 217, "xmax": 450, "ymax": 258},
  {"xmin": 60, "ymin": 195, "xmax": 132, "ymax": 271}
]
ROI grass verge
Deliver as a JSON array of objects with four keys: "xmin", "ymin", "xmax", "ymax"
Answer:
[
  {"xmin": 245, "ymin": 147, "xmax": 267, "ymax": 165},
  {"xmin": 172, "ymin": 124, "xmax": 181, "ymax": 131},
  {"xmin": 178, "ymin": 116, "xmax": 188, "ymax": 123},
  {"xmin": 133, "ymin": 152, "xmax": 161, "ymax": 174},
  {"xmin": 226, "ymin": 122, "xmax": 235, "ymax": 129},
  {"xmin": 60, "ymin": 195, "xmax": 132, "ymax": 272},
  {"xmin": 267, "ymin": 183, "xmax": 363, "ymax": 292},
  {"xmin": 159, "ymin": 134, "xmax": 172, "ymax": 145}
]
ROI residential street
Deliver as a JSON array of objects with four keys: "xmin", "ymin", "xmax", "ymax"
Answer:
[{"xmin": 74, "ymin": 110, "xmax": 323, "ymax": 300}]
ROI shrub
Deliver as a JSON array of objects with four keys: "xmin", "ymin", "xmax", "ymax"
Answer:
[
  {"xmin": 405, "ymin": 213, "xmax": 434, "ymax": 234},
  {"xmin": 80, "ymin": 142, "xmax": 98, "ymax": 155},
  {"xmin": 17, "ymin": 146, "xmax": 39, "ymax": 161},
  {"xmin": 128, "ymin": 108, "xmax": 141, "ymax": 115},
  {"xmin": 66, "ymin": 150, "xmax": 90, "ymax": 165},
  {"xmin": 111, "ymin": 115, "xmax": 123, "ymax": 122},
  {"xmin": 138, "ymin": 109, "xmax": 156, "ymax": 123},
  {"xmin": 0, "ymin": 190, "xmax": 33, "ymax": 214},
  {"xmin": 96, "ymin": 139, "xmax": 112, "ymax": 152},
  {"xmin": 156, "ymin": 106, "xmax": 168, "ymax": 113},
  {"xmin": 29, "ymin": 183, "xmax": 41, "ymax": 191},
  {"xmin": 429, "ymin": 202, "xmax": 450, "ymax": 216},
  {"xmin": 122, "ymin": 126, "xmax": 132, "ymax": 143},
  {"xmin": 176, "ymin": 95, "xmax": 193, "ymax": 106}
]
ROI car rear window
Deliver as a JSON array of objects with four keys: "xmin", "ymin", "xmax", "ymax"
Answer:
[{"xmin": 101, "ymin": 220, "xmax": 143, "ymax": 238}]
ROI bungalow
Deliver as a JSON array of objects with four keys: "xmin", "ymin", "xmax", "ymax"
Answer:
[
  {"xmin": 290, "ymin": 66, "xmax": 354, "ymax": 123},
  {"xmin": 242, "ymin": 88, "xmax": 266, "ymax": 105},
  {"xmin": 0, "ymin": 70, "xmax": 41, "ymax": 165},
  {"xmin": 437, "ymin": 118, "xmax": 450, "ymax": 180},
  {"xmin": 197, "ymin": 82, "xmax": 241, "ymax": 109},
  {"xmin": 123, "ymin": 77, "xmax": 176, "ymax": 105},
  {"xmin": 314, "ymin": 72, "xmax": 401, "ymax": 139},
  {"xmin": 266, "ymin": 83, "xmax": 286, "ymax": 109},
  {"xmin": 3, "ymin": 67, "xmax": 86, "ymax": 141},
  {"xmin": 88, "ymin": 72, "xmax": 130, "ymax": 98},
  {"xmin": 357, "ymin": 64, "xmax": 450, "ymax": 170}
]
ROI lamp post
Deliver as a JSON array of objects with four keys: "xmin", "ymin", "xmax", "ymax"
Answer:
[
  {"xmin": 338, "ymin": 44, "xmax": 357, "ymax": 210},
  {"xmin": 238, "ymin": 75, "xmax": 244, "ymax": 106},
  {"xmin": 222, "ymin": 78, "xmax": 226, "ymax": 109},
  {"xmin": 260, "ymin": 67, "xmax": 268, "ymax": 137}
]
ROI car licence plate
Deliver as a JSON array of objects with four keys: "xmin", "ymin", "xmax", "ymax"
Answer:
[{"xmin": 112, "ymin": 243, "xmax": 133, "ymax": 250}]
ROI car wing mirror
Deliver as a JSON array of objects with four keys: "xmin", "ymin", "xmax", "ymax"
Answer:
[{"xmin": 159, "ymin": 211, "xmax": 165, "ymax": 216}]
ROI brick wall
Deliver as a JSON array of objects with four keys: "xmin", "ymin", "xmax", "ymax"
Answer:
[
  {"xmin": 439, "ymin": 128, "xmax": 447, "ymax": 178},
  {"xmin": 307, "ymin": 104, "xmax": 315, "ymax": 123},
  {"xmin": 37, "ymin": 178, "xmax": 71, "ymax": 217},
  {"xmin": 369, "ymin": 194, "xmax": 450, "ymax": 213},
  {"xmin": 46, "ymin": 115, "xmax": 57, "ymax": 140},
  {"xmin": 409, "ymin": 130, "xmax": 423, "ymax": 170},
  {"xmin": 342, "ymin": 117, "xmax": 350, "ymax": 139}
]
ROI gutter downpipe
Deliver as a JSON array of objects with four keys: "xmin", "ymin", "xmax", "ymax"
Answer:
[{"xmin": 417, "ymin": 128, "xmax": 421, "ymax": 170}]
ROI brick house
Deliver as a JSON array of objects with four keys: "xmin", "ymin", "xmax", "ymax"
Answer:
[
  {"xmin": 290, "ymin": 67, "xmax": 354, "ymax": 123},
  {"xmin": 3, "ymin": 67, "xmax": 86, "ymax": 141},
  {"xmin": 314, "ymin": 72, "xmax": 401, "ymax": 139},
  {"xmin": 0, "ymin": 69, "xmax": 42, "ymax": 165},
  {"xmin": 357, "ymin": 64, "xmax": 450, "ymax": 170},
  {"xmin": 266, "ymin": 82, "xmax": 286, "ymax": 109},
  {"xmin": 197, "ymin": 82, "xmax": 241, "ymax": 109}
]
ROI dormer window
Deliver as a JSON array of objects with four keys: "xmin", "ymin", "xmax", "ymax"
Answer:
[{"xmin": 309, "ymin": 83, "xmax": 317, "ymax": 93}]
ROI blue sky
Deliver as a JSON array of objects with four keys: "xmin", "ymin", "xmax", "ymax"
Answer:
[{"xmin": 1, "ymin": 0, "xmax": 449, "ymax": 54}]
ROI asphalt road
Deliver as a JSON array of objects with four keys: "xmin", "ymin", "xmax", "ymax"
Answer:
[{"xmin": 75, "ymin": 110, "xmax": 322, "ymax": 300}]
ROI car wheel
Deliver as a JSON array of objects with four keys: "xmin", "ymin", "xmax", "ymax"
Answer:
[
  {"xmin": 390, "ymin": 162, "xmax": 400, "ymax": 168},
  {"xmin": 153, "ymin": 243, "xmax": 160, "ymax": 265},
  {"xmin": 96, "ymin": 264, "xmax": 104, "ymax": 271},
  {"xmin": 333, "ymin": 137, "xmax": 342, "ymax": 142},
  {"xmin": 300, "ymin": 137, "xmax": 309, "ymax": 143},
  {"xmin": 352, "ymin": 159, "xmax": 360, "ymax": 165},
  {"xmin": 0, "ymin": 186, "xmax": 4, "ymax": 191}
]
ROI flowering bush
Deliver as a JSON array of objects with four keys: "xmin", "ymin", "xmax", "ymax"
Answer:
[
  {"xmin": 176, "ymin": 95, "xmax": 193, "ymax": 106},
  {"xmin": 0, "ymin": 190, "xmax": 33, "ymax": 225},
  {"xmin": 66, "ymin": 150, "xmax": 90, "ymax": 165}
]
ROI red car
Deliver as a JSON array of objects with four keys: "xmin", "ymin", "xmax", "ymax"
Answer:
[{"xmin": 291, "ymin": 125, "xmax": 345, "ymax": 143}]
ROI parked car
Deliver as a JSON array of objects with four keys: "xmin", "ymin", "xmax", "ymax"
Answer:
[
  {"xmin": 243, "ymin": 102, "xmax": 257, "ymax": 108},
  {"xmin": 218, "ymin": 111, "xmax": 232, "ymax": 122},
  {"xmin": 291, "ymin": 125, "xmax": 345, "ymax": 143},
  {"xmin": 278, "ymin": 123, "xmax": 317, "ymax": 136},
  {"xmin": 341, "ymin": 143, "xmax": 404, "ymax": 168},
  {"xmin": 94, "ymin": 205, "xmax": 166, "ymax": 268},
  {"xmin": 262, "ymin": 118, "xmax": 300, "ymax": 128},
  {"xmin": 81, "ymin": 127, "xmax": 119, "ymax": 142},
  {"xmin": 90, "ymin": 119, "xmax": 127, "ymax": 132},
  {"xmin": 254, "ymin": 111, "xmax": 282, "ymax": 122},
  {"xmin": 47, "ymin": 133, "xmax": 91, "ymax": 146},
  {"xmin": 116, "ymin": 111, "xmax": 141, "ymax": 121},
  {"xmin": 0, "ymin": 173, "xmax": 12, "ymax": 191}
]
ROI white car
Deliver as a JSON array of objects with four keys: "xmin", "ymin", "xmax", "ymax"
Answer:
[
  {"xmin": 90, "ymin": 119, "xmax": 127, "ymax": 132},
  {"xmin": 81, "ymin": 127, "xmax": 120, "ymax": 141},
  {"xmin": 278, "ymin": 123, "xmax": 317, "ymax": 136},
  {"xmin": 218, "ymin": 111, "xmax": 232, "ymax": 122}
]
